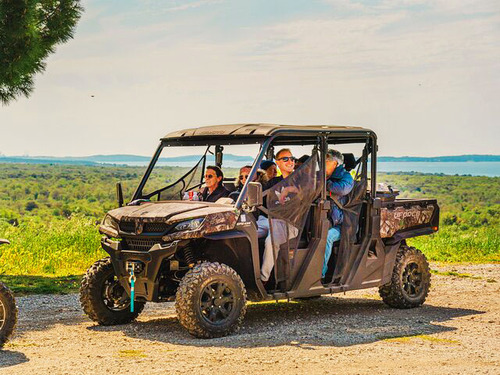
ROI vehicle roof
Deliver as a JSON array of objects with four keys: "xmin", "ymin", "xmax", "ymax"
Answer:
[{"xmin": 162, "ymin": 123, "xmax": 372, "ymax": 141}]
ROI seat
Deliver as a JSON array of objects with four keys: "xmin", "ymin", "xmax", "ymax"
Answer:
[
  {"xmin": 342, "ymin": 153, "xmax": 356, "ymax": 172},
  {"xmin": 223, "ymin": 180, "xmax": 237, "ymax": 192}
]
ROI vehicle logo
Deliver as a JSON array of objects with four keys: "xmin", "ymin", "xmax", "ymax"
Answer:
[{"xmin": 135, "ymin": 222, "xmax": 143, "ymax": 234}]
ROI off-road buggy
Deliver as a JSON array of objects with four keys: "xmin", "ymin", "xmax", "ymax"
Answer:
[
  {"xmin": 80, "ymin": 124, "xmax": 439, "ymax": 338},
  {"xmin": 0, "ymin": 239, "xmax": 17, "ymax": 348}
]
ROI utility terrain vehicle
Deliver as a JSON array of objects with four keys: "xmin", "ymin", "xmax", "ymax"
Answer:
[
  {"xmin": 80, "ymin": 124, "xmax": 439, "ymax": 338},
  {"xmin": 0, "ymin": 239, "xmax": 17, "ymax": 348}
]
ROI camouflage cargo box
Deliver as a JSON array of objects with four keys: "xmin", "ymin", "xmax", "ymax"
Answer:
[{"xmin": 380, "ymin": 199, "xmax": 439, "ymax": 238}]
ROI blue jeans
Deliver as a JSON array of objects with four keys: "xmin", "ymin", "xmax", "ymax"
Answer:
[
  {"xmin": 322, "ymin": 226, "xmax": 341, "ymax": 277},
  {"xmin": 256, "ymin": 215, "xmax": 269, "ymax": 238}
]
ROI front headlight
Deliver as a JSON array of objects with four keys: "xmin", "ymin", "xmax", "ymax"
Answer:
[
  {"xmin": 99, "ymin": 214, "xmax": 119, "ymax": 237},
  {"xmin": 173, "ymin": 218, "xmax": 204, "ymax": 232}
]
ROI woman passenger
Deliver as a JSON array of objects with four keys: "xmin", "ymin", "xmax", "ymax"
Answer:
[{"xmin": 229, "ymin": 165, "xmax": 268, "ymax": 201}]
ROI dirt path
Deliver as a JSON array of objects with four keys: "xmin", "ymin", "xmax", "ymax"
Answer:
[{"xmin": 1, "ymin": 263, "xmax": 499, "ymax": 375}]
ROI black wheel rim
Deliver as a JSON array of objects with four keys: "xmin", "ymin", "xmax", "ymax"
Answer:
[
  {"xmin": 402, "ymin": 262, "xmax": 423, "ymax": 298},
  {"xmin": 0, "ymin": 297, "xmax": 5, "ymax": 330},
  {"xmin": 103, "ymin": 275, "xmax": 130, "ymax": 312},
  {"xmin": 200, "ymin": 281, "xmax": 235, "ymax": 325}
]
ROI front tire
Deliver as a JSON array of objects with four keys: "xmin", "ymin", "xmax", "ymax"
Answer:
[
  {"xmin": 80, "ymin": 258, "xmax": 144, "ymax": 325},
  {"xmin": 0, "ymin": 282, "xmax": 17, "ymax": 348},
  {"xmin": 176, "ymin": 262, "xmax": 247, "ymax": 338},
  {"xmin": 379, "ymin": 245, "xmax": 431, "ymax": 308}
]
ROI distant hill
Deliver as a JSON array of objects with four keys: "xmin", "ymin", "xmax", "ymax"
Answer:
[
  {"xmin": 0, "ymin": 156, "xmax": 99, "ymax": 166},
  {"xmin": 0, "ymin": 154, "xmax": 253, "ymax": 165},
  {"xmin": 377, "ymin": 155, "xmax": 500, "ymax": 162},
  {"xmin": 0, "ymin": 154, "xmax": 498, "ymax": 165}
]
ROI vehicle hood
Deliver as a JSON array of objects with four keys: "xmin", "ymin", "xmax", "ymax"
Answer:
[{"xmin": 107, "ymin": 201, "xmax": 236, "ymax": 224}]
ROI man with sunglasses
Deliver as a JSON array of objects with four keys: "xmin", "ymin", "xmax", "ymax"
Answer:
[
  {"xmin": 201, "ymin": 165, "xmax": 230, "ymax": 202},
  {"xmin": 260, "ymin": 148, "xmax": 300, "ymax": 284},
  {"xmin": 265, "ymin": 149, "xmax": 295, "ymax": 189}
]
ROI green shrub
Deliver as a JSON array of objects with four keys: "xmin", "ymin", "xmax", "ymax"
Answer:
[{"xmin": 0, "ymin": 215, "xmax": 104, "ymax": 276}]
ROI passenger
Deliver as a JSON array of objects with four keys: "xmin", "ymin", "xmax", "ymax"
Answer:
[
  {"xmin": 229, "ymin": 165, "xmax": 252, "ymax": 201},
  {"xmin": 201, "ymin": 165, "xmax": 230, "ymax": 202},
  {"xmin": 235, "ymin": 165, "xmax": 252, "ymax": 191},
  {"xmin": 255, "ymin": 168, "xmax": 269, "ymax": 185},
  {"xmin": 322, "ymin": 150, "xmax": 354, "ymax": 280},
  {"xmin": 260, "ymin": 148, "xmax": 299, "ymax": 283},
  {"xmin": 295, "ymin": 154, "xmax": 309, "ymax": 169},
  {"xmin": 260, "ymin": 160, "xmax": 277, "ymax": 181},
  {"xmin": 225, "ymin": 164, "xmax": 269, "ymax": 234}
]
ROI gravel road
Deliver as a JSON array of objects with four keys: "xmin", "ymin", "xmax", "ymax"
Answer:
[{"xmin": 1, "ymin": 263, "xmax": 499, "ymax": 375}]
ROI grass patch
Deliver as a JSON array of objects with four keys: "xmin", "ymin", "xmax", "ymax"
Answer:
[
  {"xmin": 383, "ymin": 334, "xmax": 460, "ymax": 345},
  {"xmin": 118, "ymin": 350, "xmax": 147, "ymax": 358},
  {"xmin": 1, "ymin": 274, "xmax": 81, "ymax": 295},
  {"xmin": 430, "ymin": 269, "xmax": 483, "ymax": 280},
  {"xmin": 0, "ymin": 216, "xmax": 105, "ymax": 276},
  {"xmin": 408, "ymin": 226, "xmax": 500, "ymax": 263},
  {"xmin": 248, "ymin": 300, "xmax": 300, "ymax": 305},
  {"xmin": 6, "ymin": 341, "xmax": 41, "ymax": 348}
]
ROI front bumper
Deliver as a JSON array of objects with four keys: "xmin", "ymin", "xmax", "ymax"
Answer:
[{"xmin": 101, "ymin": 237, "xmax": 178, "ymax": 302}]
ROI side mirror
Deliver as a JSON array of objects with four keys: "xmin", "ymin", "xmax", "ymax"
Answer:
[
  {"xmin": 246, "ymin": 182, "xmax": 263, "ymax": 208},
  {"xmin": 116, "ymin": 182, "xmax": 124, "ymax": 207}
]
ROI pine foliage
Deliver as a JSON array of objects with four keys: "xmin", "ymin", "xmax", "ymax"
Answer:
[{"xmin": 0, "ymin": 0, "xmax": 83, "ymax": 104}]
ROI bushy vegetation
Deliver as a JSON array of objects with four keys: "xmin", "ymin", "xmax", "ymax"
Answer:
[
  {"xmin": 378, "ymin": 173, "xmax": 499, "ymax": 262},
  {"xmin": 0, "ymin": 165, "xmax": 498, "ymax": 279}
]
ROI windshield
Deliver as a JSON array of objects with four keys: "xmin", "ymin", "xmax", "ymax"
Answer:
[{"xmin": 139, "ymin": 144, "xmax": 261, "ymax": 202}]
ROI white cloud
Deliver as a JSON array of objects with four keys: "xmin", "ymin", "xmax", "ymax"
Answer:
[{"xmin": 0, "ymin": 0, "xmax": 499, "ymax": 157}]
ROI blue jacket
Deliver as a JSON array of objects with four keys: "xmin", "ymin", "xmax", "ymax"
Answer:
[{"xmin": 326, "ymin": 165, "xmax": 354, "ymax": 226}]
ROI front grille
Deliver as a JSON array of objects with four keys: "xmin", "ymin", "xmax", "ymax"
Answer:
[
  {"xmin": 143, "ymin": 222, "xmax": 168, "ymax": 233},
  {"xmin": 119, "ymin": 221, "xmax": 168, "ymax": 234},
  {"xmin": 119, "ymin": 221, "xmax": 135, "ymax": 232},
  {"xmin": 122, "ymin": 238, "xmax": 160, "ymax": 251}
]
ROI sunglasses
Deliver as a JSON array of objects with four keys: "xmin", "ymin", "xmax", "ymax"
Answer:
[
  {"xmin": 239, "ymin": 174, "xmax": 249, "ymax": 181},
  {"xmin": 277, "ymin": 156, "xmax": 295, "ymax": 162},
  {"xmin": 204, "ymin": 174, "xmax": 214, "ymax": 179}
]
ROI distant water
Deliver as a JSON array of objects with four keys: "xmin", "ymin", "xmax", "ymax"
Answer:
[
  {"xmin": 102, "ymin": 160, "xmax": 253, "ymax": 168},
  {"xmin": 100, "ymin": 161, "xmax": 500, "ymax": 177},
  {"xmin": 377, "ymin": 162, "xmax": 500, "ymax": 177}
]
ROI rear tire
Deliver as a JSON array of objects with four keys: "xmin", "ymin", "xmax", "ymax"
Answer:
[
  {"xmin": 176, "ymin": 262, "xmax": 247, "ymax": 338},
  {"xmin": 0, "ymin": 282, "xmax": 17, "ymax": 348},
  {"xmin": 80, "ymin": 258, "xmax": 145, "ymax": 325},
  {"xmin": 379, "ymin": 245, "xmax": 431, "ymax": 309}
]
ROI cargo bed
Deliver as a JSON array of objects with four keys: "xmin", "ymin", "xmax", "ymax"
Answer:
[{"xmin": 380, "ymin": 198, "xmax": 439, "ymax": 240}]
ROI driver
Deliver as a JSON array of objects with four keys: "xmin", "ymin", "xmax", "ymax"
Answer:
[{"xmin": 201, "ymin": 165, "xmax": 230, "ymax": 202}]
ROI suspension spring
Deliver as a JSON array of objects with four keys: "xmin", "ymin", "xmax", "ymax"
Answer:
[{"xmin": 182, "ymin": 246, "xmax": 195, "ymax": 265}]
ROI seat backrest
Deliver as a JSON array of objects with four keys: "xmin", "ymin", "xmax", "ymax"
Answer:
[
  {"xmin": 343, "ymin": 153, "xmax": 356, "ymax": 172},
  {"xmin": 223, "ymin": 180, "xmax": 237, "ymax": 192}
]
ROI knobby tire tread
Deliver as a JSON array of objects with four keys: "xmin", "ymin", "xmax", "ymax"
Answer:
[
  {"xmin": 175, "ymin": 262, "xmax": 247, "ymax": 339},
  {"xmin": 80, "ymin": 257, "xmax": 144, "ymax": 325},
  {"xmin": 379, "ymin": 245, "xmax": 431, "ymax": 309},
  {"xmin": 0, "ymin": 282, "xmax": 17, "ymax": 348}
]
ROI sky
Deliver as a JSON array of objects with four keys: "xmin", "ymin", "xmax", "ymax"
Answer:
[{"xmin": 0, "ymin": 0, "xmax": 499, "ymax": 157}]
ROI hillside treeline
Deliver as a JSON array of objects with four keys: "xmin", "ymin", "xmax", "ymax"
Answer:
[{"xmin": 0, "ymin": 164, "xmax": 498, "ymax": 275}]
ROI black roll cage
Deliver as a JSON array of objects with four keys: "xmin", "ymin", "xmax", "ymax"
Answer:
[{"xmin": 132, "ymin": 129, "xmax": 378, "ymax": 206}]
